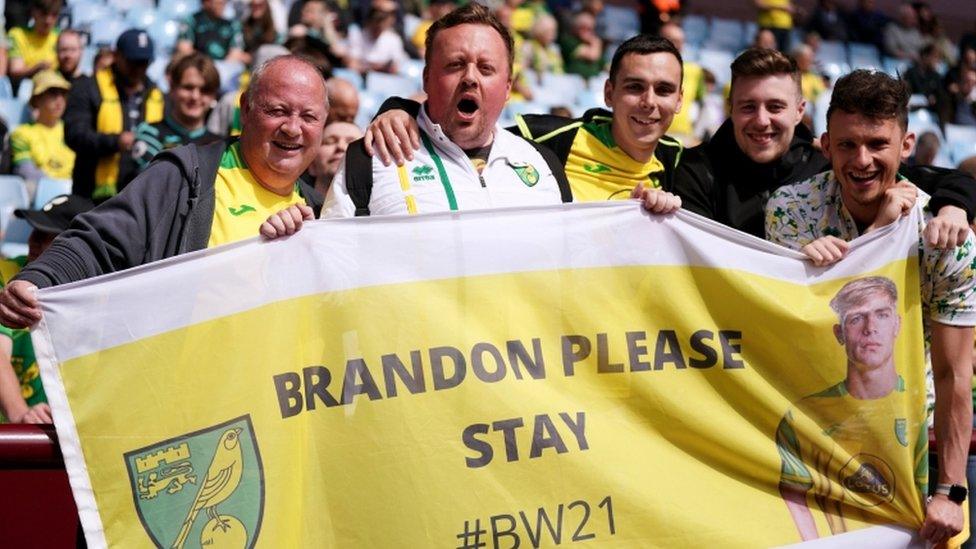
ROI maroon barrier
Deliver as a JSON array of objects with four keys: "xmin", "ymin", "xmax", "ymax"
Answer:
[{"xmin": 0, "ymin": 424, "xmax": 79, "ymax": 548}]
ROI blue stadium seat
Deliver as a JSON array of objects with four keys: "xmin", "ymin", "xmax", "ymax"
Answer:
[
  {"xmin": 0, "ymin": 99, "xmax": 30, "ymax": 127},
  {"xmin": 160, "ymin": 0, "xmax": 200, "ymax": 21},
  {"xmin": 817, "ymin": 41, "xmax": 848, "ymax": 65},
  {"xmin": 533, "ymin": 73, "xmax": 585, "ymax": 108},
  {"xmin": 908, "ymin": 110, "xmax": 944, "ymax": 149},
  {"xmin": 883, "ymin": 56, "xmax": 910, "ymax": 77},
  {"xmin": 148, "ymin": 18, "xmax": 182, "ymax": 56},
  {"xmin": 599, "ymin": 5, "xmax": 640, "ymax": 43},
  {"xmin": 0, "ymin": 77, "xmax": 12, "ymax": 100},
  {"xmin": 110, "ymin": 0, "xmax": 154, "ymax": 12},
  {"xmin": 215, "ymin": 59, "xmax": 245, "ymax": 94},
  {"xmin": 16, "ymin": 78, "xmax": 33, "ymax": 103},
  {"xmin": 125, "ymin": 5, "xmax": 159, "ymax": 30},
  {"xmin": 33, "ymin": 179, "xmax": 73, "ymax": 210},
  {"xmin": 331, "ymin": 68, "xmax": 363, "ymax": 90},
  {"xmin": 820, "ymin": 61, "xmax": 852, "ymax": 84},
  {"xmin": 945, "ymin": 124, "xmax": 976, "ymax": 165},
  {"xmin": 705, "ymin": 18, "xmax": 745, "ymax": 52},
  {"xmin": 70, "ymin": 0, "xmax": 112, "ymax": 30},
  {"xmin": 848, "ymin": 42, "xmax": 881, "ymax": 70},
  {"xmin": 697, "ymin": 48, "xmax": 734, "ymax": 87},
  {"xmin": 2, "ymin": 218, "xmax": 31, "ymax": 258},
  {"xmin": 147, "ymin": 58, "xmax": 169, "ymax": 92},
  {"xmin": 0, "ymin": 176, "xmax": 31, "ymax": 258},
  {"xmin": 89, "ymin": 18, "xmax": 129, "ymax": 48},
  {"xmin": 365, "ymin": 72, "xmax": 420, "ymax": 100},
  {"xmin": 681, "ymin": 15, "xmax": 709, "ymax": 47},
  {"xmin": 812, "ymin": 90, "xmax": 832, "ymax": 137},
  {"xmin": 505, "ymin": 101, "xmax": 547, "ymax": 120},
  {"xmin": 398, "ymin": 59, "xmax": 425, "ymax": 85}
]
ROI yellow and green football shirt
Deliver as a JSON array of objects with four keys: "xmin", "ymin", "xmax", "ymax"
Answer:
[
  {"xmin": 8, "ymin": 26, "xmax": 58, "ymax": 69},
  {"xmin": 11, "ymin": 121, "xmax": 75, "ymax": 179},
  {"xmin": 776, "ymin": 377, "xmax": 927, "ymax": 536},
  {"xmin": 561, "ymin": 119, "xmax": 666, "ymax": 202},
  {"xmin": 208, "ymin": 142, "xmax": 305, "ymax": 248}
]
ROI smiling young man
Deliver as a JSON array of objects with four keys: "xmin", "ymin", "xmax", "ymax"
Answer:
[
  {"xmin": 766, "ymin": 70, "xmax": 975, "ymax": 546},
  {"xmin": 0, "ymin": 55, "xmax": 328, "ymax": 329},
  {"xmin": 673, "ymin": 48, "xmax": 976, "ymax": 245}
]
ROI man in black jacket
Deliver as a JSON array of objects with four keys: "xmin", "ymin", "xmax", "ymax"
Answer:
[
  {"xmin": 671, "ymin": 47, "xmax": 976, "ymax": 246},
  {"xmin": 0, "ymin": 55, "xmax": 329, "ymax": 329},
  {"xmin": 64, "ymin": 29, "xmax": 165, "ymax": 202}
]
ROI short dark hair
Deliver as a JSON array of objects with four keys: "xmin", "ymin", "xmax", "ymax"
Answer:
[
  {"xmin": 827, "ymin": 69, "xmax": 910, "ymax": 131},
  {"xmin": 609, "ymin": 34, "xmax": 683, "ymax": 83},
  {"xmin": 31, "ymin": 0, "xmax": 62, "ymax": 14},
  {"xmin": 424, "ymin": 3, "xmax": 514, "ymax": 74},
  {"xmin": 729, "ymin": 47, "xmax": 801, "ymax": 96},
  {"xmin": 167, "ymin": 53, "xmax": 221, "ymax": 95}
]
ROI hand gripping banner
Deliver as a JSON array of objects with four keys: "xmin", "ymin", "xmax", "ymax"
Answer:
[{"xmin": 34, "ymin": 202, "xmax": 931, "ymax": 548}]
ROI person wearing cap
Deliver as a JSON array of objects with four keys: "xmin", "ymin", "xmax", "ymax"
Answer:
[
  {"xmin": 64, "ymin": 28, "xmax": 164, "ymax": 201},
  {"xmin": 131, "ymin": 53, "xmax": 222, "ymax": 173},
  {"xmin": 0, "ymin": 194, "xmax": 93, "ymax": 424},
  {"xmin": 176, "ymin": 0, "xmax": 249, "ymax": 64},
  {"xmin": 0, "ymin": 55, "xmax": 327, "ymax": 330},
  {"xmin": 8, "ymin": 0, "xmax": 61, "ymax": 84},
  {"xmin": 10, "ymin": 70, "xmax": 74, "ymax": 185}
]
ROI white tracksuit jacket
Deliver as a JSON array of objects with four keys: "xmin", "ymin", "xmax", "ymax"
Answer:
[{"xmin": 322, "ymin": 107, "xmax": 565, "ymax": 217}]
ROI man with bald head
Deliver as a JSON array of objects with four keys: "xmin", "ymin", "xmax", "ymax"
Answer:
[
  {"xmin": 326, "ymin": 77, "xmax": 360, "ymax": 125},
  {"xmin": 0, "ymin": 55, "xmax": 329, "ymax": 329}
]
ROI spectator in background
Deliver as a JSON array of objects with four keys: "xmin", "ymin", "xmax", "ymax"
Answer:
[
  {"xmin": 10, "ymin": 70, "xmax": 73, "ymax": 190},
  {"xmin": 522, "ymin": 13, "xmax": 563, "ymax": 77},
  {"xmin": 693, "ymin": 68, "xmax": 726, "ymax": 141},
  {"xmin": 410, "ymin": 0, "xmax": 457, "ymax": 59},
  {"xmin": 243, "ymin": 0, "xmax": 280, "ymax": 55},
  {"xmin": 177, "ymin": 0, "xmax": 250, "ymax": 64},
  {"xmin": 849, "ymin": 0, "xmax": 889, "ymax": 53},
  {"xmin": 944, "ymin": 46, "xmax": 975, "ymax": 98},
  {"xmin": 884, "ymin": 3, "xmax": 925, "ymax": 62},
  {"xmin": 208, "ymin": 44, "xmax": 289, "ymax": 138},
  {"xmin": 288, "ymin": 0, "xmax": 347, "ymax": 63},
  {"xmin": 639, "ymin": 0, "xmax": 682, "ymax": 36},
  {"xmin": 308, "ymin": 120, "xmax": 361, "ymax": 198},
  {"xmin": 804, "ymin": 0, "xmax": 848, "ymax": 43},
  {"xmin": 131, "ymin": 54, "xmax": 221, "ymax": 174},
  {"xmin": 756, "ymin": 0, "xmax": 795, "ymax": 53},
  {"xmin": 792, "ymin": 44, "xmax": 825, "ymax": 106},
  {"xmin": 326, "ymin": 76, "xmax": 359, "ymax": 125},
  {"xmin": 660, "ymin": 22, "xmax": 705, "ymax": 144},
  {"xmin": 910, "ymin": 130, "xmax": 941, "ymax": 167},
  {"xmin": 55, "ymin": 29, "xmax": 83, "ymax": 83},
  {"xmin": 753, "ymin": 28, "xmax": 779, "ymax": 51},
  {"xmin": 914, "ymin": 2, "xmax": 955, "ymax": 66},
  {"xmin": 904, "ymin": 43, "xmax": 948, "ymax": 123},
  {"xmin": 0, "ymin": 194, "xmax": 92, "ymax": 424},
  {"xmin": 346, "ymin": 1, "xmax": 407, "ymax": 75},
  {"xmin": 548, "ymin": 105, "xmax": 572, "ymax": 117},
  {"xmin": 560, "ymin": 10, "xmax": 603, "ymax": 79},
  {"xmin": 950, "ymin": 66, "xmax": 976, "ymax": 127},
  {"xmin": 8, "ymin": 0, "xmax": 60, "ymax": 84},
  {"xmin": 65, "ymin": 29, "xmax": 165, "ymax": 201}
]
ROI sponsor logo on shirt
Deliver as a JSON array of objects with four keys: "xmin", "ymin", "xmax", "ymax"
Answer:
[
  {"xmin": 583, "ymin": 163, "xmax": 611, "ymax": 174},
  {"xmin": 229, "ymin": 205, "xmax": 256, "ymax": 216},
  {"xmin": 411, "ymin": 165, "xmax": 436, "ymax": 183}
]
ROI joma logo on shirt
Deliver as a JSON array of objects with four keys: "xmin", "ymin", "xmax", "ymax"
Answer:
[
  {"xmin": 412, "ymin": 165, "xmax": 436, "ymax": 182},
  {"xmin": 583, "ymin": 163, "xmax": 611, "ymax": 174},
  {"xmin": 229, "ymin": 205, "xmax": 256, "ymax": 216}
]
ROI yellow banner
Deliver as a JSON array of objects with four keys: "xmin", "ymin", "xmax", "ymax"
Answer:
[{"xmin": 35, "ymin": 203, "xmax": 928, "ymax": 548}]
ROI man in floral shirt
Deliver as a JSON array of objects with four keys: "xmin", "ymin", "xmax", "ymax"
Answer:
[{"xmin": 766, "ymin": 69, "xmax": 975, "ymax": 546}]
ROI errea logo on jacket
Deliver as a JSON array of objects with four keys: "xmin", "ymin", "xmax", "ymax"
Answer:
[{"xmin": 411, "ymin": 165, "xmax": 436, "ymax": 183}]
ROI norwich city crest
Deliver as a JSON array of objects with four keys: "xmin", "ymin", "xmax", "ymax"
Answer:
[
  {"xmin": 511, "ymin": 162, "xmax": 540, "ymax": 187},
  {"xmin": 124, "ymin": 415, "xmax": 264, "ymax": 549}
]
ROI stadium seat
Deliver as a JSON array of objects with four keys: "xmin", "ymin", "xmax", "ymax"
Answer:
[
  {"xmin": 0, "ymin": 77, "xmax": 12, "ymax": 100},
  {"xmin": 148, "ymin": 18, "xmax": 182, "ymax": 56},
  {"xmin": 147, "ymin": 58, "xmax": 169, "ymax": 92},
  {"xmin": 0, "ymin": 176, "xmax": 31, "ymax": 257},
  {"xmin": 398, "ymin": 59, "xmax": 425, "ymax": 85},
  {"xmin": 599, "ymin": 5, "xmax": 640, "ymax": 43},
  {"xmin": 70, "ymin": 0, "xmax": 112, "ymax": 30},
  {"xmin": 2, "ymin": 218, "xmax": 31, "ymax": 258},
  {"xmin": 160, "ymin": 0, "xmax": 200, "ymax": 21},
  {"xmin": 681, "ymin": 15, "xmax": 708, "ymax": 47},
  {"xmin": 697, "ymin": 48, "xmax": 734, "ymax": 87},
  {"xmin": 908, "ymin": 111, "xmax": 945, "ymax": 149},
  {"xmin": 817, "ymin": 41, "xmax": 848, "ymax": 65},
  {"xmin": 848, "ymin": 42, "xmax": 882, "ymax": 70},
  {"xmin": 945, "ymin": 124, "xmax": 976, "ymax": 165},
  {"xmin": 331, "ymin": 68, "xmax": 363, "ymax": 90},
  {"xmin": 0, "ymin": 99, "xmax": 30, "ymax": 127},
  {"xmin": 16, "ymin": 78, "xmax": 33, "ymax": 103},
  {"xmin": 883, "ymin": 56, "xmax": 910, "ymax": 77},
  {"xmin": 33, "ymin": 179, "xmax": 73, "ymax": 210},
  {"xmin": 354, "ymin": 90, "xmax": 381, "ymax": 130},
  {"xmin": 533, "ymin": 73, "xmax": 585, "ymax": 108},
  {"xmin": 705, "ymin": 18, "xmax": 745, "ymax": 52},
  {"xmin": 404, "ymin": 13, "xmax": 422, "ymax": 40},
  {"xmin": 125, "ymin": 5, "xmax": 159, "ymax": 29},
  {"xmin": 812, "ymin": 90, "xmax": 832, "ymax": 137},
  {"xmin": 89, "ymin": 18, "xmax": 129, "ymax": 48},
  {"xmin": 820, "ymin": 61, "xmax": 851, "ymax": 84},
  {"xmin": 365, "ymin": 72, "xmax": 420, "ymax": 100},
  {"xmin": 215, "ymin": 59, "xmax": 245, "ymax": 94}
]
